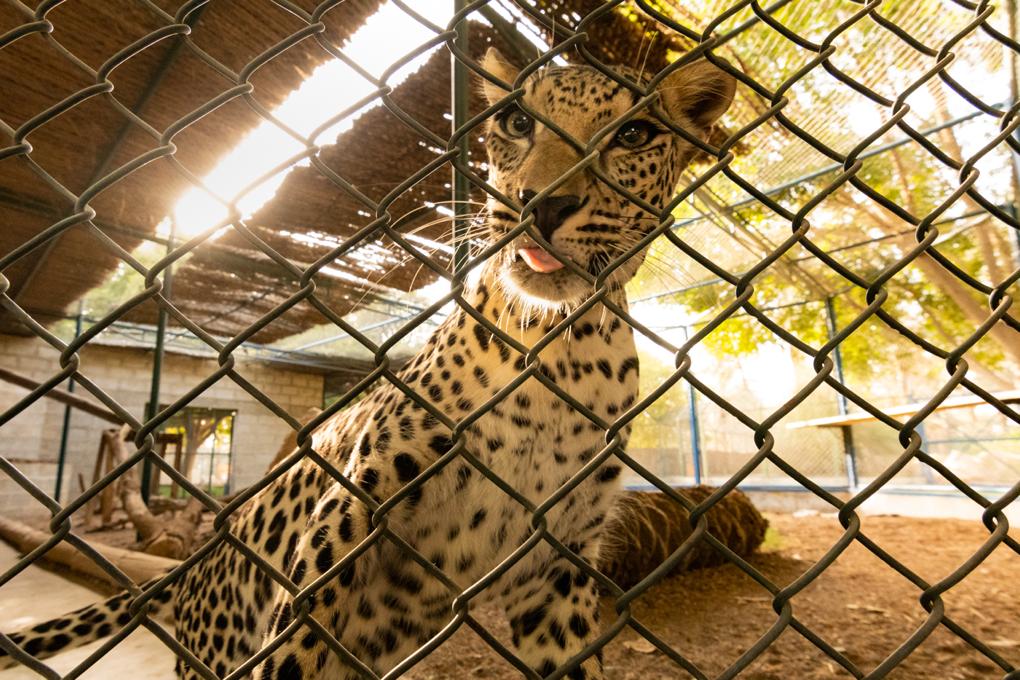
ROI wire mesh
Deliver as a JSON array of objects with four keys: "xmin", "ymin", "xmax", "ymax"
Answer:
[{"xmin": 0, "ymin": 1, "xmax": 1018, "ymax": 679}]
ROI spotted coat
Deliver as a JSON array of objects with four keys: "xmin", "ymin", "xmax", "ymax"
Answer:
[{"xmin": 1, "ymin": 51, "xmax": 735, "ymax": 680}]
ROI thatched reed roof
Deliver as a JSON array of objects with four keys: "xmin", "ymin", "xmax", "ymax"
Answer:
[
  {"xmin": 0, "ymin": 0, "xmax": 385, "ymax": 333},
  {"xmin": 2, "ymin": 0, "xmax": 675, "ymax": 343},
  {"xmin": 120, "ymin": 33, "xmax": 495, "ymax": 341}
]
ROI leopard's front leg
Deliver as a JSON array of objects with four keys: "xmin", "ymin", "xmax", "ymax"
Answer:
[
  {"xmin": 503, "ymin": 555, "xmax": 605, "ymax": 680},
  {"xmin": 253, "ymin": 480, "xmax": 376, "ymax": 680},
  {"xmin": 252, "ymin": 453, "xmax": 444, "ymax": 680}
]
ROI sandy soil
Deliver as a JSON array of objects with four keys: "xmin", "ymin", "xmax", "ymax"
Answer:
[
  {"xmin": 0, "ymin": 542, "xmax": 175, "ymax": 680},
  {"xmin": 406, "ymin": 513, "xmax": 1020, "ymax": 679},
  {"xmin": 9, "ymin": 513, "xmax": 1019, "ymax": 678}
]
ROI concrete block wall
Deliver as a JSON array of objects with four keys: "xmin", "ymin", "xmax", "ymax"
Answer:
[{"xmin": 0, "ymin": 334, "xmax": 324, "ymax": 521}]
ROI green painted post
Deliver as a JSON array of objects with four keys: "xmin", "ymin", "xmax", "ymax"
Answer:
[
  {"xmin": 141, "ymin": 221, "xmax": 175, "ymax": 503},
  {"xmin": 54, "ymin": 303, "xmax": 84, "ymax": 503},
  {"xmin": 825, "ymin": 296, "xmax": 859, "ymax": 489},
  {"xmin": 452, "ymin": 0, "xmax": 471, "ymax": 273}
]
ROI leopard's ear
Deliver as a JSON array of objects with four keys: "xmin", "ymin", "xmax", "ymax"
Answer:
[
  {"xmin": 479, "ymin": 47, "xmax": 520, "ymax": 105},
  {"xmin": 657, "ymin": 58, "xmax": 736, "ymax": 134}
]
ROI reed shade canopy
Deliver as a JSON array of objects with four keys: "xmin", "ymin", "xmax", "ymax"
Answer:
[{"xmin": 0, "ymin": 0, "xmax": 693, "ymax": 343}]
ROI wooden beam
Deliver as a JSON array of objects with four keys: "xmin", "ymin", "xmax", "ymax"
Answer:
[
  {"xmin": 0, "ymin": 367, "xmax": 124, "ymax": 425},
  {"xmin": 787, "ymin": 390, "xmax": 1020, "ymax": 429}
]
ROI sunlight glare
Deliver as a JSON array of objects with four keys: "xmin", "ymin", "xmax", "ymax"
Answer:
[{"xmin": 171, "ymin": 2, "xmax": 455, "ymax": 240}]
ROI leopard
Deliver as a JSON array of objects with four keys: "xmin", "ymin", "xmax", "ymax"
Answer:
[{"xmin": 0, "ymin": 48, "xmax": 734, "ymax": 679}]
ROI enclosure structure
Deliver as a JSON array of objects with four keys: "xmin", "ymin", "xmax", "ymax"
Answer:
[
  {"xmin": 0, "ymin": 0, "xmax": 1018, "ymax": 678},
  {"xmin": 0, "ymin": 331, "xmax": 341, "ymax": 519}
]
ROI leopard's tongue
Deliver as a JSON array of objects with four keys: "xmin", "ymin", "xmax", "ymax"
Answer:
[{"xmin": 518, "ymin": 247, "xmax": 564, "ymax": 273}]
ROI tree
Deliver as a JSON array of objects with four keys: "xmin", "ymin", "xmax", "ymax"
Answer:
[{"xmin": 624, "ymin": 0, "xmax": 1019, "ymax": 391}]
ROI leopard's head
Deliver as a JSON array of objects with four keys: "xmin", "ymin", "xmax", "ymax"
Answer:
[{"xmin": 479, "ymin": 49, "xmax": 735, "ymax": 311}]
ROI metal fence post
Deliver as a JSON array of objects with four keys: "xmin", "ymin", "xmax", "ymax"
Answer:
[
  {"xmin": 451, "ymin": 0, "xmax": 471, "ymax": 273},
  {"xmin": 681, "ymin": 325, "xmax": 704, "ymax": 484},
  {"xmin": 141, "ymin": 219, "xmax": 175, "ymax": 503},
  {"xmin": 1010, "ymin": 0, "xmax": 1019, "ymax": 260},
  {"xmin": 825, "ymin": 296, "xmax": 859, "ymax": 489},
  {"xmin": 53, "ymin": 301, "xmax": 84, "ymax": 503}
]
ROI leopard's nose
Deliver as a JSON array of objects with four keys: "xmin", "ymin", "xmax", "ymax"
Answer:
[{"xmin": 519, "ymin": 189, "xmax": 583, "ymax": 241}]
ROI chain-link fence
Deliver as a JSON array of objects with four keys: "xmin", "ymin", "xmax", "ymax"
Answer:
[{"xmin": 1, "ymin": 0, "xmax": 1018, "ymax": 678}]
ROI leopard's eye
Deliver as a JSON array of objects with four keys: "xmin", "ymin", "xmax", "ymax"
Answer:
[
  {"xmin": 613, "ymin": 121, "xmax": 656, "ymax": 149},
  {"xmin": 500, "ymin": 107, "xmax": 534, "ymax": 138}
]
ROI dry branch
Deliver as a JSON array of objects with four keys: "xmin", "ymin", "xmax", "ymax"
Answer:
[
  {"xmin": 105, "ymin": 427, "xmax": 206, "ymax": 559},
  {"xmin": 0, "ymin": 515, "xmax": 179, "ymax": 587}
]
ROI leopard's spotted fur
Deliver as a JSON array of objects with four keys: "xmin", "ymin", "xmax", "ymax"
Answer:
[{"xmin": 1, "ymin": 50, "xmax": 734, "ymax": 679}]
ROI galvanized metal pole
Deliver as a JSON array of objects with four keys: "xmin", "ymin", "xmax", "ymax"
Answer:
[
  {"xmin": 451, "ymin": 0, "xmax": 471, "ymax": 273},
  {"xmin": 54, "ymin": 301, "xmax": 84, "ymax": 503},
  {"xmin": 825, "ymin": 296, "xmax": 859, "ymax": 489},
  {"xmin": 1011, "ymin": 204, "xmax": 1020, "ymax": 264},
  {"xmin": 141, "ymin": 220, "xmax": 175, "ymax": 503},
  {"xmin": 1010, "ymin": 0, "xmax": 1019, "ymax": 253},
  {"xmin": 681, "ymin": 326, "xmax": 704, "ymax": 485},
  {"xmin": 1008, "ymin": 0, "xmax": 1020, "ymax": 261}
]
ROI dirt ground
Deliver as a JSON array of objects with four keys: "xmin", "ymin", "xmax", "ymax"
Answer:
[
  {"xmin": 404, "ymin": 513, "xmax": 1020, "ymax": 679},
  {"xmin": 0, "ymin": 541, "xmax": 175, "ymax": 680},
  {"xmin": 18, "ymin": 512, "xmax": 1020, "ymax": 679}
]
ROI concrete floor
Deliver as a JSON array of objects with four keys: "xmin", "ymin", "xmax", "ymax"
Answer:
[{"xmin": 0, "ymin": 543, "xmax": 176, "ymax": 679}]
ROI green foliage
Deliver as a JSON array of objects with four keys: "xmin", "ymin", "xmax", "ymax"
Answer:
[
  {"xmin": 631, "ymin": 100, "xmax": 1017, "ymax": 385},
  {"xmin": 629, "ymin": 348, "xmax": 689, "ymax": 451},
  {"xmin": 82, "ymin": 242, "xmax": 164, "ymax": 319},
  {"xmin": 760, "ymin": 526, "xmax": 784, "ymax": 552}
]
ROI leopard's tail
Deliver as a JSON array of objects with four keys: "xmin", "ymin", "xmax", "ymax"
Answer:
[{"xmin": 0, "ymin": 577, "xmax": 177, "ymax": 670}]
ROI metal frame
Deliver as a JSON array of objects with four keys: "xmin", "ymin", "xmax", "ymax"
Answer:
[{"xmin": 824, "ymin": 295, "xmax": 859, "ymax": 490}]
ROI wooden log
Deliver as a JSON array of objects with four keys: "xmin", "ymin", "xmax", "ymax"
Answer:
[
  {"xmin": 157, "ymin": 497, "xmax": 207, "ymax": 556},
  {"xmin": 148, "ymin": 497, "xmax": 190, "ymax": 515},
  {"xmin": 0, "ymin": 367, "xmax": 124, "ymax": 425},
  {"xmin": 598, "ymin": 486, "xmax": 769, "ymax": 590},
  {"xmin": 0, "ymin": 515, "xmax": 179, "ymax": 587},
  {"xmin": 104, "ymin": 427, "xmax": 208, "ymax": 559},
  {"xmin": 104, "ymin": 428, "xmax": 164, "ymax": 542}
]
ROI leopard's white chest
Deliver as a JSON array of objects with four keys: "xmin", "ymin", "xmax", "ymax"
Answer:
[{"xmin": 409, "ymin": 338, "xmax": 636, "ymax": 597}]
